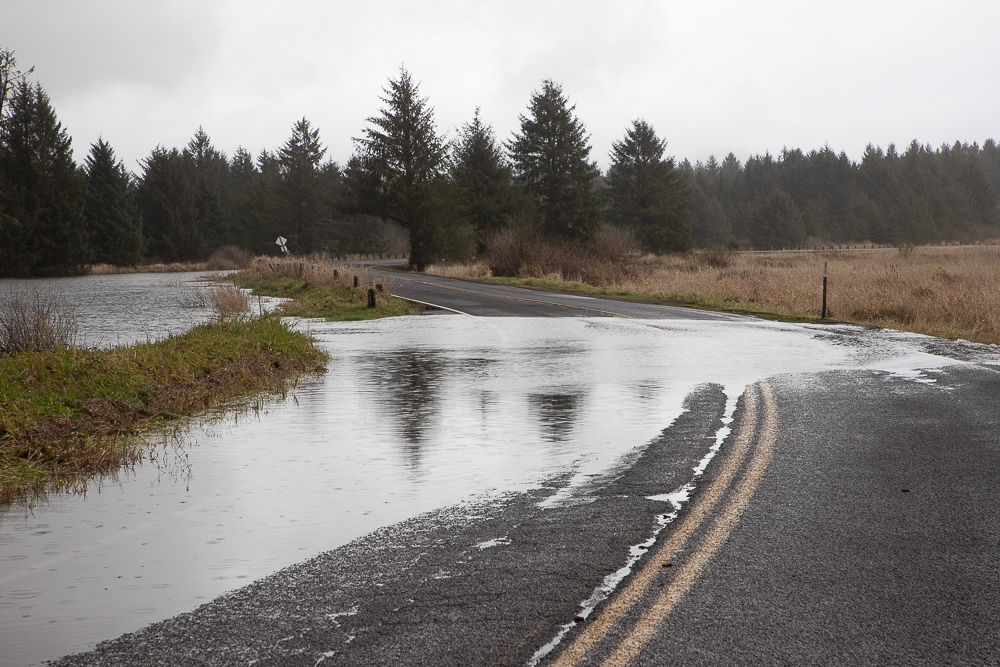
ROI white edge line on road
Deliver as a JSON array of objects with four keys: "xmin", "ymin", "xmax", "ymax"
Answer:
[{"xmin": 393, "ymin": 296, "xmax": 477, "ymax": 317}]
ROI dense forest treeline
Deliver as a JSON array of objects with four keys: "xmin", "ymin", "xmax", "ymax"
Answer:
[
  {"xmin": 682, "ymin": 142, "xmax": 1000, "ymax": 249},
  {"xmin": 1, "ymin": 46, "xmax": 998, "ymax": 276}
]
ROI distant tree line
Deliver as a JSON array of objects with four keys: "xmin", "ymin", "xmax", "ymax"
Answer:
[
  {"xmin": 2, "ymin": 45, "xmax": 999, "ymax": 277},
  {"xmin": 682, "ymin": 143, "xmax": 1000, "ymax": 250}
]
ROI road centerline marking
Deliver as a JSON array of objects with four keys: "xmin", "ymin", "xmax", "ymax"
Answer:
[
  {"xmin": 600, "ymin": 381, "xmax": 779, "ymax": 667},
  {"xmin": 549, "ymin": 384, "xmax": 761, "ymax": 667}
]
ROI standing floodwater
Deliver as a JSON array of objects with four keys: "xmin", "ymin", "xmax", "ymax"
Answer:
[
  {"xmin": 0, "ymin": 313, "xmax": 962, "ymax": 665},
  {"xmin": 0, "ymin": 271, "xmax": 227, "ymax": 348}
]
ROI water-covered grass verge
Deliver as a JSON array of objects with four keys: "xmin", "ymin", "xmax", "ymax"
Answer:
[
  {"xmin": 233, "ymin": 260, "xmax": 419, "ymax": 320},
  {"xmin": 0, "ymin": 316, "xmax": 327, "ymax": 504}
]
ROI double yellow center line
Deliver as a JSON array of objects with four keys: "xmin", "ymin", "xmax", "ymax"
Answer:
[{"xmin": 550, "ymin": 381, "xmax": 779, "ymax": 667}]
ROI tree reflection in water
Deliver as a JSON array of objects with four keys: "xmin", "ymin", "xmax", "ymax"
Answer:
[
  {"xmin": 361, "ymin": 350, "xmax": 498, "ymax": 470},
  {"xmin": 365, "ymin": 349, "xmax": 445, "ymax": 466},
  {"xmin": 528, "ymin": 392, "xmax": 583, "ymax": 443}
]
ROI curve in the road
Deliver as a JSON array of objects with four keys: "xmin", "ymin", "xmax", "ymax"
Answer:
[
  {"xmin": 551, "ymin": 381, "xmax": 778, "ymax": 667},
  {"xmin": 390, "ymin": 276, "xmax": 639, "ymax": 319}
]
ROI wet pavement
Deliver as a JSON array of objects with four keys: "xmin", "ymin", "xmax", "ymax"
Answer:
[{"xmin": 4, "ymin": 275, "xmax": 1000, "ymax": 665}]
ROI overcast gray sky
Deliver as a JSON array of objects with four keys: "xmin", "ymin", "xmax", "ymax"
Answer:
[{"xmin": 2, "ymin": 0, "xmax": 998, "ymax": 173}]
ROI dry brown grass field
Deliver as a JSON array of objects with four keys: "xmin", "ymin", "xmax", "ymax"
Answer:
[
  {"xmin": 88, "ymin": 261, "xmax": 209, "ymax": 275},
  {"xmin": 428, "ymin": 244, "xmax": 1000, "ymax": 345}
]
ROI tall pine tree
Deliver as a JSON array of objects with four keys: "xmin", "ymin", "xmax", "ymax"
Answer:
[
  {"xmin": 276, "ymin": 118, "xmax": 328, "ymax": 254},
  {"xmin": 139, "ymin": 146, "xmax": 201, "ymax": 261},
  {"xmin": 606, "ymin": 119, "xmax": 692, "ymax": 252},
  {"xmin": 451, "ymin": 108, "xmax": 525, "ymax": 251},
  {"xmin": 347, "ymin": 68, "xmax": 468, "ymax": 269},
  {"xmin": 184, "ymin": 127, "xmax": 232, "ymax": 250},
  {"xmin": 508, "ymin": 79, "xmax": 601, "ymax": 241},
  {"xmin": 0, "ymin": 80, "xmax": 89, "ymax": 275},
  {"xmin": 83, "ymin": 138, "xmax": 144, "ymax": 265}
]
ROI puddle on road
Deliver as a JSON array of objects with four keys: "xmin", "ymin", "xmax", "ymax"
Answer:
[{"xmin": 0, "ymin": 314, "xmax": 964, "ymax": 665}]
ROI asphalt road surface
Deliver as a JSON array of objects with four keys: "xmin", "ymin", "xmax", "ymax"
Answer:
[{"xmin": 49, "ymin": 270, "xmax": 1000, "ymax": 666}]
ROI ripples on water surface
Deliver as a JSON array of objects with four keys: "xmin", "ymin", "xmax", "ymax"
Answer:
[
  {"xmin": 0, "ymin": 271, "xmax": 226, "ymax": 348},
  {"xmin": 0, "ymin": 311, "xmax": 960, "ymax": 665}
]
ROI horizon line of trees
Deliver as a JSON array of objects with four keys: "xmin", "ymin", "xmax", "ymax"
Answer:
[{"xmin": 2, "ymin": 45, "xmax": 999, "ymax": 277}]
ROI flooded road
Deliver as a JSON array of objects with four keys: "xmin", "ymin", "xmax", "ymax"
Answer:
[{"xmin": 0, "ymin": 307, "xmax": 967, "ymax": 665}]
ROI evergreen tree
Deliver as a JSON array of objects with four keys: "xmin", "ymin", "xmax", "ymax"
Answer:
[
  {"xmin": 183, "ymin": 127, "xmax": 232, "ymax": 249},
  {"xmin": 507, "ymin": 79, "xmax": 601, "ymax": 241},
  {"xmin": 276, "ymin": 118, "xmax": 329, "ymax": 254},
  {"xmin": 688, "ymin": 186, "xmax": 732, "ymax": 247},
  {"xmin": 745, "ymin": 190, "xmax": 806, "ymax": 249},
  {"xmin": 451, "ymin": 108, "xmax": 525, "ymax": 251},
  {"xmin": 0, "ymin": 80, "xmax": 89, "ymax": 275},
  {"xmin": 605, "ymin": 119, "xmax": 692, "ymax": 252},
  {"xmin": 347, "ymin": 68, "xmax": 468, "ymax": 269},
  {"xmin": 228, "ymin": 146, "xmax": 271, "ymax": 255},
  {"xmin": 139, "ymin": 146, "xmax": 201, "ymax": 261},
  {"xmin": 83, "ymin": 138, "xmax": 144, "ymax": 265}
]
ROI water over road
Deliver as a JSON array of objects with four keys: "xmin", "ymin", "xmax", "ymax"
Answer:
[{"xmin": 4, "ymin": 269, "xmax": 1000, "ymax": 666}]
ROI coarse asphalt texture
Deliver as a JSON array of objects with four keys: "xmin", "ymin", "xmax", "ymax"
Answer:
[{"xmin": 49, "ymin": 269, "xmax": 1000, "ymax": 666}]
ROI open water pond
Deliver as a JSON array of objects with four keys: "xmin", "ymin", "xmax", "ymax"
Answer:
[
  {"xmin": 0, "ymin": 271, "xmax": 266, "ymax": 348},
  {"xmin": 0, "ymin": 311, "xmax": 962, "ymax": 665}
]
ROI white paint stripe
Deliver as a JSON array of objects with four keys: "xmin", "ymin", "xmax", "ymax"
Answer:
[
  {"xmin": 394, "ymin": 277, "xmax": 636, "ymax": 319},
  {"xmin": 530, "ymin": 390, "xmax": 740, "ymax": 666},
  {"xmin": 392, "ymin": 295, "xmax": 476, "ymax": 317},
  {"xmin": 549, "ymin": 384, "xmax": 759, "ymax": 667},
  {"xmin": 601, "ymin": 381, "xmax": 779, "ymax": 667}
]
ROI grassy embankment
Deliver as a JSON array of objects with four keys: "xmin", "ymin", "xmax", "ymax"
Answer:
[
  {"xmin": 0, "ymin": 315, "xmax": 326, "ymax": 503},
  {"xmin": 1, "ymin": 259, "xmax": 417, "ymax": 503},
  {"xmin": 427, "ymin": 244, "xmax": 1000, "ymax": 345},
  {"xmin": 231, "ymin": 256, "xmax": 419, "ymax": 320}
]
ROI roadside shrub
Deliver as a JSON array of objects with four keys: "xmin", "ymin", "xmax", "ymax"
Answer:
[
  {"xmin": 586, "ymin": 224, "xmax": 641, "ymax": 283},
  {"xmin": 484, "ymin": 221, "xmax": 639, "ymax": 284},
  {"xmin": 206, "ymin": 246, "xmax": 254, "ymax": 271},
  {"xmin": 0, "ymin": 289, "xmax": 77, "ymax": 355},
  {"xmin": 208, "ymin": 284, "xmax": 250, "ymax": 318},
  {"xmin": 484, "ymin": 219, "xmax": 542, "ymax": 278},
  {"xmin": 697, "ymin": 244, "xmax": 737, "ymax": 269}
]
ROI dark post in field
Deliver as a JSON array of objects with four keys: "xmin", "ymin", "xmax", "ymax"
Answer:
[
  {"xmin": 367, "ymin": 288, "xmax": 376, "ymax": 309},
  {"xmin": 821, "ymin": 261, "xmax": 828, "ymax": 320},
  {"xmin": 353, "ymin": 275, "xmax": 359, "ymax": 288},
  {"xmin": 334, "ymin": 269, "xmax": 339, "ymax": 279}
]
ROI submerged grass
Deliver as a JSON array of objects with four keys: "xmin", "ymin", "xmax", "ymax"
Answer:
[{"xmin": 0, "ymin": 316, "xmax": 327, "ymax": 503}]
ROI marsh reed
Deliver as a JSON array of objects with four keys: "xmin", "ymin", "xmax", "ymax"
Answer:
[
  {"xmin": 626, "ymin": 246, "xmax": 1000, "ymax": 342},
  {"xmin": 430, "ymin": 245, "xmax": 1000, "ymax": 344}
]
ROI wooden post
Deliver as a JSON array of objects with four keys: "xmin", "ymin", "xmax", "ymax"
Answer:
[
  {"xmin": 353, "ymin": 275, "xmax": 359, "ymax": 288},
  {"xmin": 367, "ymin": 288, "xmax": 376, "ymax": 308},
  {"xmin": 821, "ymin": 262, "xmax": 828, "ymax": 320}
]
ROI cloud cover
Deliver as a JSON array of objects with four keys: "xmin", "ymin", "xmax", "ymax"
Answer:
[{"xmin": 2, "ymin": 0, "xmax": 997, "ymax": 172}]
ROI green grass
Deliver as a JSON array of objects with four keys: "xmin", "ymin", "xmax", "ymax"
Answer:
[
  {"xmin": 0, "ymin": 316, "xmax": 327, "ymax": 503},
  {"xmin": 233, "ymin": 274, "xmax": 419, "ymax": 320}
]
